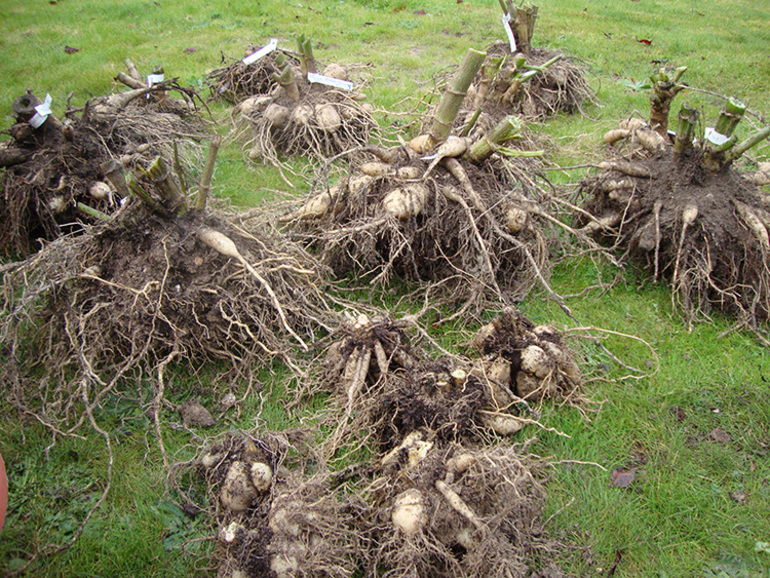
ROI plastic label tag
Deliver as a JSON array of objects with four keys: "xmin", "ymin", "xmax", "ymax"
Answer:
[
  {"xmin": 502, "ymin": 14, "xmax": 517, "ymax": 53},
  {"xmin": 243, "ymin": 38, "xmax": 278, "ymax": 66},
  {"xmin": 28, "ymin": 93, "xmax": 52, "ymax": 128},
  {"xmin": 704, "ymin": 127, "xmax": 730, "ymax": 146},
  {"xmin": 147, "ymin": 73, "xmax": 165, "ymax": 86},
  {"xmin": 307, "ymin": 72, "xmax": 354, "ymax": 91}
]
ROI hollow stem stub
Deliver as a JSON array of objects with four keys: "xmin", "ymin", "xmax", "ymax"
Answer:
[
  {"xmin": 713, "ymin": 97, "xmax": 746, "ymax": 139},
  {"xmin": 100, "ymin": 159, "xmax": 129, "ymax": 198},
  {"xmin": 674, "ymin": 102, "xmax": 699, "ymax": 155},
  {"xmin": 427, "ymin": 48, "xmax": 487, "ymax": 149},
  {"xmin": 143, "ymin": 157, "xmax": 187, "ymax": 214},
  {"xmin": 467, "ymin": 115, "xmax": 523, "ymax": 163}
]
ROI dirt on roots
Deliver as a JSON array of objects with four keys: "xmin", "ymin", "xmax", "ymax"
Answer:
[
  {"xmin": 578, "ymin": 142, "xmax": 770, "ymax": 331},
  {"xmin": 0, "ymin": 202, "xmax": 333, "ymax": 433},
  {"xmin": 0, "ymin": 91, "xmax": 208, "ymax": 257}
]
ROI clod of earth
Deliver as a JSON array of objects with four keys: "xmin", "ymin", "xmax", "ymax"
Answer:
[
  {"xmin": 178, "ymin": 399, "xmax": 216, "ymax": 428},
  {"xmin": 222, "ymin": 39, "xmax": 377, "ymax": 168},
  {"xmin": 0, "ymin": 77, "xmax": 207, "ymax": 256},
  {"xmin": 578, "ymin": 103, "xmax": 770, "ymax": 332}
]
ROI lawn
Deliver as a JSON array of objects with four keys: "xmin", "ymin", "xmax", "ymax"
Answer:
[{"xmin": 1, "ymin": 0, "xmax": 769, "ymax": 576}]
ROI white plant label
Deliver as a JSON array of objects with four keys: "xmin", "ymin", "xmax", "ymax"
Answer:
[
  {"xmin": 704, "ymin": 127, "xmax": 730, "ymax": 146},
  {"xmin": 502, "ymin": 13, "xmax": 517, "ymax": 53},
  {"xmin": 146, "ymin": 73, "xmax": 164, "ymax": 99},
  {"xmin": 28, "ymin": 93, "xmax": 53, "ymax": 128},
  {"xmin": 307, "ymin": 72, "xmax": 353, "ymax": 91},
  {"xmin": 242, "ymin": 38, "xmax": 278, "ymax": 66},
  {"xmin": 147, "ymin": 73, "xmax": 165, "ymax": 86}
]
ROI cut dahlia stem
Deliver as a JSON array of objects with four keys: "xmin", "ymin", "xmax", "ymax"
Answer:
[{"xmin": 427, "ymin": 48, "xmax": 487, "ymax": 149}]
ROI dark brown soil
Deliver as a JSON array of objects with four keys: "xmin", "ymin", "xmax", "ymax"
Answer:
[
  {"xmin": 0, "ymin": 93, "xmax": 207, "ymax": 257},
  {"xmin": 579, "ymin": 147, "xmax": 770, "ymax": 326},
  {"xmin": 373, "ymin": 361, "xmax": 490, "ymax": 451}
]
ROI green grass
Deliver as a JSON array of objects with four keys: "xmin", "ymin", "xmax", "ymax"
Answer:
[{"xmin": 1, "ymin": 0, "xmax": 769, "ymax": 576}]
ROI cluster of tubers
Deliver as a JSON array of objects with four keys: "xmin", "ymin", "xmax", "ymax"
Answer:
[
  {"xmin": 228, "ymin": 40, "xmax": 377, "ymax": 164},
  {"xmin": 469, "ymin": 308, "xmax": 582, "ymax": 404},
  {"xmin": 579, "ymin": 95, "xmax": 770, "ymax": 324}
]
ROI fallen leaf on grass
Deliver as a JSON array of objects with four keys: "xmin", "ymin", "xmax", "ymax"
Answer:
[
  {"xmin": 620, "ymin": 78, "xmax": 652, "ymax": 91},
  {"xmin": 708, "ymin": 427, "xmax": 732, "ymax": 444},
  {"xmin": 183, "ymin": 47, "xmax": 197, "ymax": 53},
  {"xmin": 755, "ymin": 541, "xmax": 770, "ymax": 554},
  {"xmin": 607, "ymin": 550, "xmax": 624, "ymax": 576},
  {"xmin": 414, "ymin": 9, "xmax": 426, "ymax": 15},
  {"xmin": 609, "ymin": 468, "xmax": 636, "ymax": 488}
]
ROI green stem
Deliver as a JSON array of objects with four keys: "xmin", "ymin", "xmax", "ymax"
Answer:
[
  {"xmin": 674, "ymin": 102, "xmax": 699, "ymax": 155},
  {"xmin": 713, "ymin": 97, "xmax": 746, "ymax": 139},
  {"xmin": 467, "ymin": 115, "xmax": 524, "ymax": 162},
  {"xmin": 172, "ymin": 141, "xmax": 188, "ymax": 197},
  {"xmin": 495, "ymin": 147, "xmax": 544, "ymax": 158},
  {"xmin": 725, "ymin": 125, "xmax": 770, "ymax": 164},
  {"xmin": 143, "ymin": 157, "xmax": 187, "ymax": 214},
  {"xmin": 271, "ymin": 65, "xmax": 300, "ymax": 101},
  {"xmin": 100, "ymin": 160, "xmax": 129, "ymax": 198},
  {"xmin": 427, "ymin": 48, "xmax": 487, "ymax": 148},
  {"xmin": 127, "ymin": 173, "xmax": 168, "ymax": 216},
  {"xmin": 75, "ymin": 202, "xmax": 111, "ymax": 221},
  {"xmin": 523, "ymin": 54, "xmax": 562, "ymax": 72}
]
